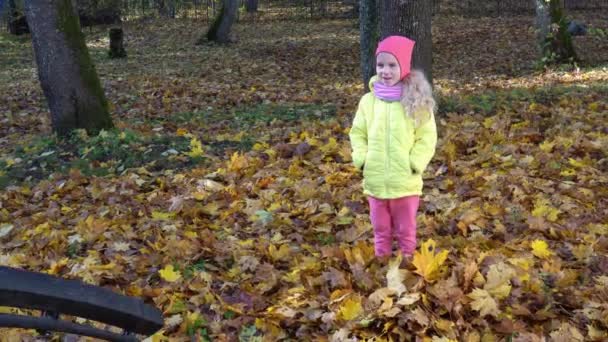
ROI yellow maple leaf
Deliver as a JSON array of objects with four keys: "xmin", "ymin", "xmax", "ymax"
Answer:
[
  {"xmin": 468, "ymin": 288, "xmax": 499, "ymax": 317},
  {"xmin": 319, "ymin": 137, "xmax": 339, "ymax": 155},
  {"xmin": 337, "ymin": 296, "xmax": 363, "ymax": 321},
  {"xmin": 159, "ymin": 265, "xmax": 181, "ymax": 282},
  {"xmin": 147, "ymin": 329, "xmax": 169, "ymax": 342},
  {"xmin": 253, "ymin": 142, "xmax": 269, "ymax": 151},
  {"xmin": 268, "ymin": 244, "xmax": 290, "ymax": 262},
  {"xmin": 184, "ymin": 231, "xmax": 198, "ymax": 239},
  {"xmin": 412, "ymin": 239, "xmax": 449, "ymax": 282},
  {"xmin": 185, "ymin": 137, "xmax": 204, "ymax": 158},
  {"xmin": 482, "ymin": 116, "xmax": 496, "ymax": 129},
  {"xmin": 47, "ymin": 258, "xmax": 69, "ymax": 275},
  {"xmin": 531, "ymin": 239, "xmax": 553, "ymax": 259},
  {"xmin": 588, "ymin": 102, "xmax": 600, "ymax": 112},
  {"xmin": 228, "ymin": 152, "xmax": 249, "ymax": 171},
  {"xmin": 192, "ymin": 191, "xmax": 207, "ymax": 201},
  {"xmin": 532, "ymin": 197, "xmax": 561, "ymax": 222},
  {"xmin": 508, "ymin": 257, "xmax": 533, "ymax": 271},
  {"xmin": 539, "ymin": 140, "xmax": 555, "ymax": 153},
  {"xmin": 568, "ymin": 158, "xmax": 587, "ymax": 168},
  {"xmin": 152, "ymin": 211, "xmax": 176, "ymax": 220}
]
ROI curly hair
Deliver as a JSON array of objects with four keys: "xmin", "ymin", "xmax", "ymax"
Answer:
[{"xmin": 400, "ymin": 70, "xmax": 436, "ymax": 127}]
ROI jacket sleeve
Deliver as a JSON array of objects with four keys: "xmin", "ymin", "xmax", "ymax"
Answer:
[
  {"xmin": 409, "ymin": 112, "xmax": 437, "ymax": 174},
  {"xmin": 349, "ymin": 98, "xmax": 368, "ymax": 170}
]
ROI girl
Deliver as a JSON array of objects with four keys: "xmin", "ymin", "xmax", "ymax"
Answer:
[{"xmin": 349, "ymin": 35, "xmax": 437, "ymax": 261}]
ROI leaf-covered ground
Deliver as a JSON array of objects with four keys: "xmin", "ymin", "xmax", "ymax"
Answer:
[{"xmin": 1, "ymin": 12, "xmax": 608, "ymax": 341}]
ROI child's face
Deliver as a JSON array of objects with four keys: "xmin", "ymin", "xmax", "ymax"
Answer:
[{"xmin": 376, "ymin": 52, "xmax": 401, "ymax": 86}]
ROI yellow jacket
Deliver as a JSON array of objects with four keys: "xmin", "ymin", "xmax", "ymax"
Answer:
[{"xmin": 349, "ymin": 77, "xmax": 437, "ymax": 199}]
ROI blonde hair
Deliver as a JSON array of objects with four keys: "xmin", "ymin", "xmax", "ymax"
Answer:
[{"xmin": 400, "ymin": 70, "xmax": 435, "ymax": 127}]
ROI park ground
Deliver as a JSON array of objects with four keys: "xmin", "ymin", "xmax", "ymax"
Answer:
[{"xmin": 0, "ymin": 10, "xmax": 608, "ymax": 341}]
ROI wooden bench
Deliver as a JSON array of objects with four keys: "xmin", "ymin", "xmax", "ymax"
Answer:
[{"xmin": 0, "ymin": 266, "xmax": 164, "ymax": 341}]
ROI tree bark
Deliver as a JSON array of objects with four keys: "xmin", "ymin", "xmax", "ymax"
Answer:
[
  {"xmin": 379, "ymin": 0, "xmax": 433, "ymax": 84},
  {"xmin": 535, "ymin": 0, "xmax": 577, "ymax": 64},
  {"xmin": 535, "ymin": 0, "xmax": 551, "ymax": 53},
  {"xmin": 109, "ymin": 27, "xmax": 126, "ymax": 58},
  {"xmin": 24, "ymin": 0, "xmax": 114, "ymax": 137},
  {"xmin": 8, "ymin": 0, "xmax": 16, "ymax": 17},
  {"xmin": 432, "ymin": 0, "xmax": 440, "ymax": 16},
  {"xmin": 245, "ymin": 0, "xmax": 257, "ymax": 13},
  {"xmin": 359, "ymin": 0, "xmax": 377, "ymax": 91},
  {"xmin": 203, "ymin": 0, "xmax": 237, "ymax": 43}
]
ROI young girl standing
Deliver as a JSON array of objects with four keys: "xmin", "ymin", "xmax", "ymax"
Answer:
[{"xmin": 349, "ymin": 35, "xmax": 437, "ymax": 260}]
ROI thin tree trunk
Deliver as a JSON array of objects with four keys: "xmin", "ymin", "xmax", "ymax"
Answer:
[
  {"xmin": 24, "ymin": 0, "xmax": 113, "ymax": 137},
  {"xmin": 535, "ymin": 0, "xmax": 577, "ymax": 64},
  {"xmin": 379, "ymin": 0, "xmax": 433, "ymax": 84},
  {"xmin": 359, "ymin": 0, "xmax": 377, "ymax": 91},
  {"xmin": 535, "ymin": 0, "xmax": 551, "ymax": 53}
]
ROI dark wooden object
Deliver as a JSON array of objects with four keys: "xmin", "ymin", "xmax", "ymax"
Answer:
[{"xmin": 0, "ymin": 266, "xmax": 163, "ymax": 341}]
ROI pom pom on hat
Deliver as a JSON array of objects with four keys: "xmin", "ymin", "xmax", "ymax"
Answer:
[{"xmin": 375, "ymin": 36, "xmax": 415, "ymax": 80}]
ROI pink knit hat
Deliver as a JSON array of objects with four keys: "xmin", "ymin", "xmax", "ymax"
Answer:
[{"xmin": 375, "ymin": 36, "xmax": 415, "ymax": 80}]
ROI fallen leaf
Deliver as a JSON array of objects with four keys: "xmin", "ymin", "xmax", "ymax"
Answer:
[
  {"xmin": 159, "ymin": 265, "xmax": 182, "ymax": 282},
  {"xmin": 412, "ymin": 239, "xmax": 449, "ymax": 282},
  {"xmin": 468, "ymin": 288, "xmax": 499, "ymax": 317}
]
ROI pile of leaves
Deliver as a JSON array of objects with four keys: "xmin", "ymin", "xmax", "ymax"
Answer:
[{"xmin": 1, "ymin": 12, "xmax": 608, "ymax": 341}]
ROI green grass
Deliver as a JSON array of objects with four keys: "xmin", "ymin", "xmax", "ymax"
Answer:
[
  {"xmin": 437, "ymin": 82, "xmax": 608, "ymax": 116},
  {"xmin": 168, "ymin": 102, "xmax": 336, "ymax": 127},
  {"xmin": 0, "ymin": 128, "xmax": 199, "ymax": 189}
]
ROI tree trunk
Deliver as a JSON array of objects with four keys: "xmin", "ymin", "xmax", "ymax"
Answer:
[
  {"xmin": 245, "ymin": 0, "xmax": 257, "ymax": 13},
  {"xmin": 535, "ymin": 0, "xmax": 577, "ymax": 64},
  {"xmin": 109, "ymin": 27, "xmax": 126, "ymax": 58},
  {"xmin": 8, "ymin": 0, "xmax": 16, "ymax": 17},
  {"xmin": 432, "ymin": 0, "xmax": 440, "ymax": 16},
  {"xmin": 359, "ymin": 0, "xmax": 377, "ymax": 91},
  {"xmin": 203, "ymin": 0, "xmax": 237, "ymax": 43},
  {"xmin": 379, "ymin": 0, "xmax": 433, "ymax": 84},
  {"xmin": 168, "ymin": 0, "xmax": 175, "ymax": 18},
  {"xmin": 24, "ymin": 0, "xmax": 114, "ymax": 137},
  {"xmin": 158, "ymin": 0, "xmax": 172, "ymax": 17}
]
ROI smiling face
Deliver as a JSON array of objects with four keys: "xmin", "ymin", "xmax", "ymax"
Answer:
[{"xmin": 376, "ymin": 52, "xmax": 401, "ymax": 86}]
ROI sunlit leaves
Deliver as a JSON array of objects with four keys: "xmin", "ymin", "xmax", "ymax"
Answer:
[
  {"xmin": 337, "ymin": 296, "xmax": 363, "ymax": 321},
  {"xmin": 412, "ymin": 239, "xmax": 449, "ymax": 282},
  {"xmin": 185, "ymin": 137, "xmax": 204, "ymax": 158},
  {"xmin": 159, "ymin": 265, "xmax": 182, "ymax": 282},
  {"xmin": 531, "ymin": 239, "xmax": 553, "ymax": 259}
]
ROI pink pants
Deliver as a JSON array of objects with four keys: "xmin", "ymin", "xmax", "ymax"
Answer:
[{"xmin": 368, "ymin": 195, "xmax": 420, "ymax": 257}]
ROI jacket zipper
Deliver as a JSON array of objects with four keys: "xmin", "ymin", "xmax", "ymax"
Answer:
[{"xmin": 385, "ymin": 102, "xmax": 390, "ymax": 193}]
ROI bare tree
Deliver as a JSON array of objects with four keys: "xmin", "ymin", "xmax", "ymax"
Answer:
[{"xmin": 24, "ymin": 0, "xmax": 114, "ymax": 136}]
